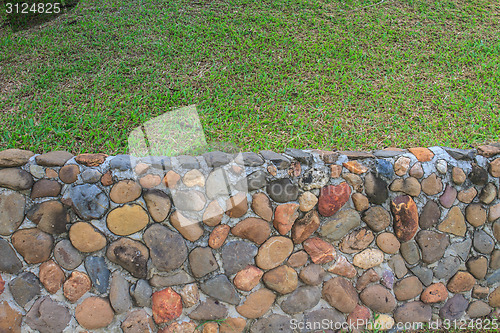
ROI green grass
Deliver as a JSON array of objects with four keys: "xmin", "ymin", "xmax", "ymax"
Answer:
[{"xmin": 1, "ymin": 0, "xmax": 499, "ymax": 154}]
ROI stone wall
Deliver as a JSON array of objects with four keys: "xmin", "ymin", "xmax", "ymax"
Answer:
[{"xmin": 0, "ymin": 145, "xmax": 499, "ymax": 332}]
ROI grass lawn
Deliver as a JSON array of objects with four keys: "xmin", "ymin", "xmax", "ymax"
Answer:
[{"xmin": 1, "ymin": 0, "xmax": 499, "ymax": 155}]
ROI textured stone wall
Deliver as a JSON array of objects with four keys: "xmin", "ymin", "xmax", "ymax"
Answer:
[{"xmin": 0, "ymin": 145, "xmax": 499, "ymax": 332}]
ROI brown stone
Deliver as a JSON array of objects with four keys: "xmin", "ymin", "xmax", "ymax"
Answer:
[
  {"xmin": 267, "ymin": 164, "xmax": 277, "ymax": 176},
  {"xmin": 421, "ymin": 283, "xmax": 448, "ymax": 303},
  {"xmin": 69, "ymin": 221, "xmax": 107, "ymax": 252},
  {"xmin": 439, "ymin": 185, "xmax": 457, "ymax": 208},
  {"xmin": 473, "ymin": 285, "xmax": 489, "ymax": 299},
  {"xmin": 139, "ymin": 174, "xmax": 162, "ymax": 188},
  {"xmin": 107, "ymin": 237, "xmax": 149, "ymax": 279},
  {"xmin": 143, "ymin": 189, "xmax": 171, "ymax": 223},
  {"xmin": 489, "ymin": 202, "xmax": 500, "ymax": 222},
  {"xmin": 409, "ymin": 162, "xmax": 424, "ymax": 178},
  {"xmin": 467, "ymin": 256, "xmax": 488, "ymax": 279},
  {"xmin": 391, "ymin": 195, "xmax": 419, "ymax": 242},
  {"xmin": 101, "ymin": 170, "xmax": 113, "ymax": 186},
  {"xmin": 376, "ymin": 232, "xmax": 400, "ymax": 254},
  {"xmin": 342, "ymin": 173, "xmax": 363, "ymax": 192},
  {"xmin": 452, "ymin": 167, "xmax": 466, "ymax": 185},
  {"xmin": 360, "ymin": 284, "xmax": 397, "ymax": 313},
  {"xmin": 203, "ymin": 200, "xmax": 224, "ymax": 226},
  {"xmin": 220, "ymin": 317, "xmax": 246, "ymax": 333},
  {"xmin": 479, "ymin": 183, "xmax": 497, "ymax": 204},
  {"xmin": 287, "ymin": 251, "xmax": 308, "ymax": 267},
  {"xmin": 408, "ymin": 147, "xmax": 434, "ymax": 162},
  {"xmin": 291, "ymin": 210, "xmax": 320, "ymax": 244},
  {"xmin": 31, "ymin": 179, "xmax": 62, "ymax": 199},
  {"xmin": 458, "ymin": 187, "xmax": 477, "ymax": 203},
  {"xmin": 352, "ymin": 193, "xmax": 369, "ymax": 211},
  {"xmin": 263, "ymin": 265, "xmax": 298, "ymax": 294},
  {"xmin": 121, "ymin": 309, "xmax": 156, "ymax": 333},
  {"xmin": 0, "ymin": 148, "xmax": 34, "ymax": 167},
  {"xmin": 448, "ymin": 271, "xmax": 476, "ymax": 293},
  {"xmin": 421, "ymin": 173, "xmax": 443, "ymax": 195},
  {"xmin": 236, "ymin": 288, "xmax": 276, "ymax": 318},
  {"xmin": 75, "ymin": 153, "xmax": 107, "ymax": 166},
  {"xmin": 232, "ymin": 217, "xmax": 271, "ymax": 245},
  {"xmin": 299, "ymin": 264, "xmax": 325, "ymax": 286},
  {"xmin": 110, "ymin": 180, "xmax": 142, "ymax": 203},
  {"xmin": 438, "ymin": 206, "xmax": 466, "ymax": 236},
  {"xmin": 27, "ymin": 200, "xmax": 70, "ymax": 234},
  {"xmin": 303, "ymin": 237, "xmax": 336, "ymax": 264},
  {"xmin": 226, "ymin": 192, "xmax": 248, "ymax": 218},
  {"xmin": 183, "ymin": 169, "xmax": 205, "ymax": 187},
  {"xmin": 322, "ymin": 276, "xmax": 359, "ymax": 313},
  {"xmin": 339, "ymin": 228, "xmax": 374, "ymax": 253},
  {"xmin": 390, "ymin": 177, "xmax": 421, "ymax": 196},
  {"xmin": 394, "ymin": 276, "xmax": 423, "ymax": 301},
  {"xmin": 273, "ymin": 203, "xmax": 299, "ymax": 235},
  {"xmin": 164, "ymin": 170, "xmax": 181, "ymax": 189},
  {"xmin": 343, "ymin": 161, "xmax": 368, "ymax": 174},
  {"xmin": 298, "ymin": 191, "xmax": 318, "ymax": 212},
  {"xmin": 394, "ymin": 157, "xmax": 411, "ymax": 176},
  {"xmin": 489, "ymin": 158, "xmax": 500, "ymax": 177},
  {"xmin": 75, "ymin": 297, "xmax": 114, "ymax": 329},
  {"xmin": 161, "ymin": 322, "xmax": 199, "ymax": 333},
  {"xmin": 201, "ymin": 322, "xmax": 218, "ymax": 333},
  {"xmin": 327, "ymin": 255, "xmax": 357, "ymax": 278},
  {"xmin": 478, "ymin": 145, "xmax": 500, "ymax": 157},
  {"xmin": 233, "ymin": 265, "xmax": 263, "ymax": 291},
  {"xmin": 415, "ymin": 230, "xmax": 449, "ymax": 264},
  {"xmin": 152, "ymin": 288, "xmax": 183, "ymax": 323},
  {"xmin": 107, "ymin": 204, "xmax": 149, "ymax": 236},
  {"xmin": 39, "ymin": 260, "xmax": 65, "ymax": 294},
  {"xmin": 490, "ymin": 286, "xmax": 500, "ymax": 307},
  {"xmin": 251, "ymin": 192, "xmax": 273, "ymax": 221},
  {"xmin": 170, "ymin": 211, "xmax": 204, "ymax": 242},
  {"xmin": 63, "ymin": 271, "xmax": 91, "ymax": 303},
  {"xmin": 362, "ymin": 206, "xmax": 391, "ymax": 232},
  {"xmin": 59, "ymin": 164, "xmax": 80, "ymax": 183},
  {"xmin": 356, "ymin": 269, "xmax": 380, "ymax": 291},
  {"xmin": 256, "ymin": 236, "xmax": 294, "ymax": 270},
  {"xmin": 329, "ymin": 164, "xmax": 342, "ymax": 178},
  {"xmin": 353, "ymin": 248, "xmax": 384, "ymax": 269},
  {"xmin": 317, "ymin": 182, "xmax": 351, "ymax": 217},
  {"xmin": 0, "ymin": 301, "xmax": 22, "ymax": 333},
  {"xmin": 11, "ymin": 227, "xmax": 53, "ymax": 264},
  {"xmin": 347, "ymin": 305, "xmax": 371, "ymax": 329},
  {"xmin": 209, "ymin": 224, "xmax": 230, "ymax": 249},
  {"xmin": 466, "ymin": 204, "xmax": 487, "ymax": 227},
  {"xmin": 46, "ymin": 168, "xmax": 58, "ymax": 178},
  {"xmin": 189, "ymin": 247, "xmax": 218, "ymax": 278},
  {"xmin": 468, "ymin": 300, "xmax": 492, "ymax": 318}
]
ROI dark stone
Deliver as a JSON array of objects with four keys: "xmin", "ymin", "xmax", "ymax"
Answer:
[
  {"xmin": 107, "ymin": 238, "xmax": 149, "ymax": 279},
  {"xmin": 189, "ymin": 247, "xmax": 219, "ymax": 278},
  {"xmin": 473, "ymin": 229, "xmax": 495, "ymax": 254},
  {"xmin": 416, "ymin": 230, "xmax": 449, "ymax": 264},
  {"xmin": 236, "ymin": 170, "xmax": 267, "ymax": 191},
  {"xmin": 31, "ymin": 179, "xmax": 61, "ymax": 198},
  {"xmin": 419, "ymin": 200, "xmax": 440, "ymax": 229},
  {"xmin": 448, "ymin": 238, "xmax": 472, "ymax": 261},
  {"xmin": 67, "ymin": 184, "xmax": 109, "ymax": 220},
  {"xmin": 239, "ymin": 152, "xmax": 264, "ymax": 166},
  {"xmin": 410, "ymin": 266, "xmax": 433, "ymax": 286},
  {"xmin": 188, "ymin": 298, "xmax": 228, "ymax": 320},
  {"xmin": 251, "ymin": 314, "xmax": 293, "ymax": 333},
  {"xmin": 260, "ymin": 150, "xmax": 291, "ymax": 169},
  {"xmin": 177, "ymin": 155, "xmax": 200, "ymax": 169},
  {"xmin": 109, "ymin": 155, "xmax": 132, "ymax": 170},
  {"xmin": 267, "ymin": 178, "xmax": 299, "ymax": 203},
  {"xmin": 84, "ymin": 256, "xmax": 110, "ymax": 294},
  {"xmin": 222, "ymin": 241, "xmax": 258, "ymax": 276},
  {"xmin": 203, "ymin": 151, "xmax": 231, "ymax": 167},
  {"xmin": 285, "ymin": 148, "xmax": 313, "ymax": 165},
  {"xmin": 468, "ymin": 163, "xmax": 488, "ymax": 186},
  {"xmin": 143, "ymin": 224, "xmax": 187, "ymax": 272},
  {"xmin": 439, "ymin": 294, "xmax": 468, "ymax": 320},
  {"xmin": 200, "ymin": 275, "xmax": 240, "ymax": 305},
  {"xmin": 443, "ymin": 147, "xmax": 475, "ymax": 160},
  {"xmin": 298, "ymin": 167, "xmax": 329, "ymax": 190},
  {"xmin": 364, "ymin": 172, "xmax": 388, "ymax": 204},
  {"xmin": 9, "ymin": 272, "xmax": 41, "ymax": 307},
  {"xmin": 26, "ymin": 296, "xmax": 71, "ymax": 333},
  {"xmin": 376, "ymin": 159, "xmax": 394, "ymax": 179},
  {"xmin": 27, "ymin": 200, "xmax": 70, "ymax": 234},
  {"xmin": 280, "ymin": 286, "xmax": 321, "ymax": 314},
  {"xmin": 0, "ymin": 237, "xmax": 23, "ymax": 274}
]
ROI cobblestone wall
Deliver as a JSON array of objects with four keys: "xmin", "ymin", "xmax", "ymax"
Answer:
[{"xmin": 0, "ymin": 145, "xmax": 499, "ymax": 332}]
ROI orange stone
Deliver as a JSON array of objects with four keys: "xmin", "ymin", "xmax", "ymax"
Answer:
[
  {"xmin": 64, "ymin": 271, "xmax": 91, "ymax": 303},
  {"xmin": 45, "ymin": 168, "xmax": 58, "ymax": 178},
  {"xmin": 233, "ymin": 265, "xmax": 264, "ymax": 291},
  {"xmin": 420, "ymin": 283, "xmax": 448, "ymax": 304},
  {"xmin": 303, "ymin": 237, "xmax": 336, "ymax": 264},
  {"xmin": 408, "ymin": 147, "xmax": 434, "ymax": 162},
  {"xmin": 152, "ymin": 288, "xmax": 183, "ymax": 324},
  {"xmin": 287, "ymin": 251, "xmax": 309, "ymax": 267},
  {"xmin": 39, "ymin": 260, "xmax": 65, "ymax": 294},
  {"xmin": 209, "ymin": 224, "xmax": 230, "ymax": 249},
  {"xmin": 231, "ymin": 217, "xmax": 271, "ymax": 245},
  {"xmin": 391, "ymin": 195, "xmax": 419, "ymax": 242},
  {"xmin": 75, "ymin": 153, "xmax": 108, "ymax": 166},
  {"xmin": 318, "ymin": 182, "xmax": 351, "ymax": 217},
  {"xmin": 0, "ymin": 301, "xmax": 23, "ymax": 333},
  {"xmin": 164, "ymin": 170, "xmax": 181, "ymax": 189},
  {"xmin": 220, "ymin": 317, "xmax": 246, "ymax": 333},
  {"xmin": 236, "ymin": 288, "xmax": 276, "ymax": 318},
  {"xmin": 343, "ymin": 161, "xmax": 368, "ymax": 174},
  {"xmin": 225, "ymin": 192, "xmax": 248, "ymax": 218},
  {"xmin": 447, "ymin": 271, "xmax": 476, "ymax": 293},
  {"xmin": 139, "ymin": 174, "xmax": 162, "ymax": 188},
  {"xmin": 273, "ymin": 203, "xmax": 300, "ymax": 235}
]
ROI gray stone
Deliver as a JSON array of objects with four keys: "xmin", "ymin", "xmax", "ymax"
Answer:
[
  {"xmin": 260, "ymin": 150, "xmax": 291, "ymax": 169},
  {"xmin": 416, "ymin": 230, "xmax": 449, "ymax": 264},
  {"xmin": 189, "ymin": 247, "xmax": 219, "ymax": 278},
  {"xmin": 267, "ymin": 178, "xmax": 299, "ymax": 202},
  {"xmin": 0, "ymin": 190, "xmax": 25, "ymax": 236},
  {"xmin": 301, "ymin": 308, "xmax": 345, "ymax": 333},
  {"xmin": 131, "ymin": 279, "xmax": 152, "ymax": 307},
  {"xmin": 394, "ymin": 301, "xmax": 432, "ymax": 324},
  {"xmin": 0, "ymin": 237, "xmax": 23, "ymax": 273},
  {"xmin": 400, "ymin": 240, "xmax": 420, "ymax": 265},
  {"xmin": 80, "ymin": 168, "xmax": 102, "ymax": 183},
  {"xmin": 35, "ymin": 151, "xmax": 74, "ymax": 166},
  {"xmin": 222, "ymin": 241, "xmax": 258, "ymax": 276},
  {"xmin": 173, "ymin": 190, "xmax": 206, "ymax": 211},
  {"xmin": 200, "ymin": 274, "xmax": 240, "ymax": 305},
  {"xmin": 320, "ymin": 209, "xmax": 360, "ymax": 241},
  {"xmin": 239, "ymin": 152, "xmax": 264, "ymax": 166},
  {"xmin": 177, "ymin": 155, "xmax": 200, "ymax": 169},
  {"xmin": 448, "ymin": 238, "xmax": 472, "ymax": 261},
  {"xmin": 236, "ymin": 170, "xmax": 267, "ymax": 191},
  {"xmin": 143, "ymin": 223, "xmax": 187, "ymax": 272},
  {"xmin": 26, "ymin": 296, "xmax": 71, "ymax": 333},
  {"xmin": 203, "ymin": 151, "xmax": 231, "ymax": 167},
  {"xmin": 109, "ymin": 271, "xmax": 132, "ymax": 314},
  {"xmin": 149, "ymin": 270, "xmax": 195, "ymax": 287},
  {"xmin": 419, "ymin": 200, "xmax": 441, "ymax": 229},
  {"xmin": 473, "ymin": 229, "xmax": 495, "ymax": 254},
  {"xmin": 9, "ymin": 272, "xmax": 41, "ymax": 307},
  {"xmin": 410, "ymin": 266, "xmax": 433, "ymax": 286},
  {"xmin": 30, "ymin": 165, "xmax": 45, "ymax": 178},
  {"xmin": 109, "ymin": 155, "xmax": 132, "ymax": 170},
  {"xmin": 479, "ymin": 183, "xmax": 497, "ymax": 204},
  {"xmin": 0, "ymin": 168, "xmax": 34, "ymax": 190},
  {"xmin": 434, "ymin": 256, "xmax": 461, "ymax": 280},
  {"xmin": 206, "ymin": 168, "xmax": 230, "ymax": 199},
  {"xmin": 298, "ymin": 167, "xmax": 329, "ymax": 190},
  {"xmin": 251, "ymin": 314, "xmax": 293, "ymax": 333},
  {"xmin": 443, "ymin": 147, "xmax": 475, "ymax": 160},
  {"xmin": 364, "ymin": 172, "xmax": 388, "ymax": 204},
  {"xmin": 467, "ymin": 300, "xmax": 492, "ymax": 318},
  {"xmin": 381, "ymin": 269, "xmax": 396, "ymax": 289},
  {"xmin": 439, "ymin": 294, "xmax": 468, "ymax": 320},
  {"xmin": 373, "ymin": 149, "xmax": 406, "ymax": 158},
  {"xmin": 280, "ymin": 286, "xmax": 321, "ymax": 314},
  {"xmin": 66, "ymin": 184, "xmax": 109, "ymax": 220},
  {"xmin": 388, "ymin": 255, "xmax": 407, "ymax": 279},
  {"xmin": 285, "ymin": 148, "xmax": 314, "ymax": 165},
  {"xmin": 188, "ymin": 298, "xmax": 228, "ymax": 320},
  {"xmin": 84, "ymin": 256, "xmax": 110, "ymax": 294},
  {"xmin": 486, "ymin": 269, "xmax": 500, "ymax": 286},
  {"xmin": 53, "ymin": 240, "xmax": 83, "ymax": 270},
  {"xmin": 376, "ymin": 159, "xmax": 394, "ymax": 179}
]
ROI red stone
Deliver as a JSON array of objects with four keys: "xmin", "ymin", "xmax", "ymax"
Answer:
[
  {"xmin": 75, "ymin": 153, "xmax": 108, "ymax": 166},
  {"xmin": 209, "ymin": 224, "xmax": 230, "ymax": 249},
  {"xmin": 291, "ymin": 210, "xmax": 320, "ymax": 244},
  {"xmin": 273, "ymin": 203, "xmax": 300, "ymax": 235},
  {"xmin": 152, "ymin": 288, "xmax": 183, "ymax": 324},
  {"xmin": 318, "ymin": 183, "xmax": 351, "ymax": 217},
  {"xmin": 347, "ymin": 305, "xmax": 371, "ymax": 328},
  {"xmin": 303, "ymin": 237, "xmax": 336, "ymax": 264},
  {"xmin": 391, "ymin": 195, "xmax": 419, "ymax": 242}
]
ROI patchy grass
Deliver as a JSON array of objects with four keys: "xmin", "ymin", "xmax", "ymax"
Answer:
[{"xmin": 1, "ymin": 0, "xmax": 499, "ymax": 154}]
